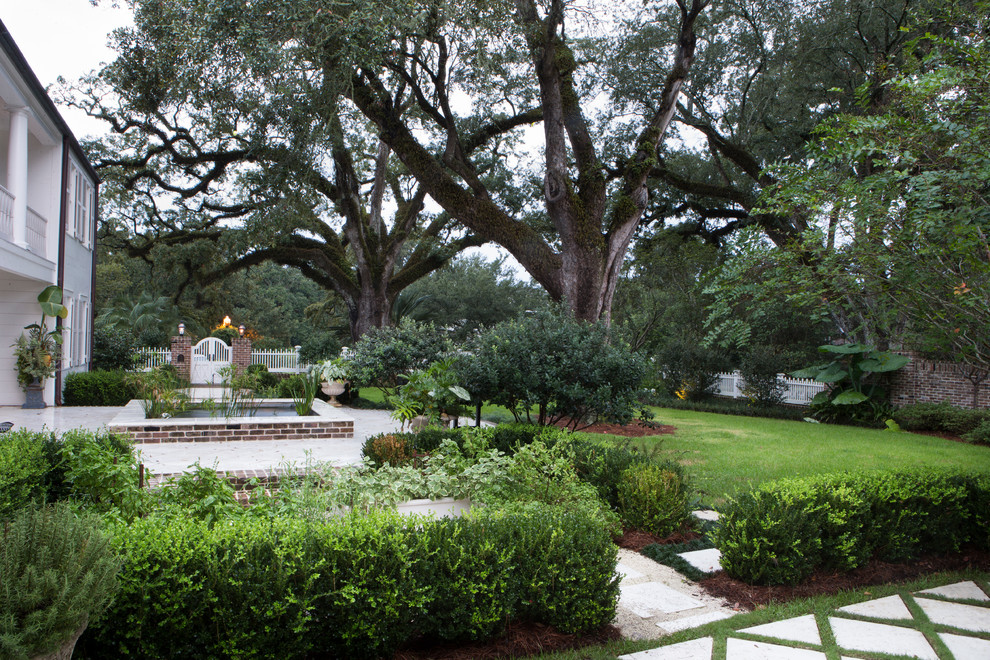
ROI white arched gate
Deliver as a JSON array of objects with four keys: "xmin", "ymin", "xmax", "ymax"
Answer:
[{"xmin": 191, "ymin": 337, "xmax": 231, "ymax": 384}]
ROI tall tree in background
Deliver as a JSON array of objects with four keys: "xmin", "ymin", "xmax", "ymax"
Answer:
[
  {"xmin": 74, "ymin": 0, "xmax": 707, "ymax": 324},
  {"xmin": 65, "ymin": 1, "xmax": 493, "ymax": 341},
  {"xmin": 759, "ymin": 6, "xmax": 990, "ymax": 389},
  {"xmin": 605, "ymin": 0, "xmax": 937, "ymax": 246}
]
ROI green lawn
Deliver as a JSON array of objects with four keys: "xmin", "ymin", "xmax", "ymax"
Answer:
[{"xmin": 606, "ymin": 407, "xmax": 990, "ymax": 506}]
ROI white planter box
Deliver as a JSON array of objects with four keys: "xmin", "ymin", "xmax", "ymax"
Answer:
[{"xmin": 395, "ymin": 497, "xmax": 471, "ymax": 518}]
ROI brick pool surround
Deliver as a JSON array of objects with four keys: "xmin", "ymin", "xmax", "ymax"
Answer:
[{"xmin": 108, "ymin": 399, "xmax": 354, "ymax": 444}]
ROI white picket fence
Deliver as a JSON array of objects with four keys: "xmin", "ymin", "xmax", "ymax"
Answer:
[
  {"xmin": 133, "ymin": 346, "xmax": 305, "ymax": 373},
  {"xmin": 715, "ymin": 371, "xmax": 826, "ymax": 406}
]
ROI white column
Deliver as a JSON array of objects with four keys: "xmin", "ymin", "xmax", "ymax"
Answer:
[{"xmin": 6, "ymin": 105, "xmax": 29, "ymax": 248}]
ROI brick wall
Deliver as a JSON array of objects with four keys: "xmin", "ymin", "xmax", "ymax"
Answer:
[
  {"xmin": 232, "ymin": 337, "xmax": 251, "ymax": 371},
  {"xmin": 888, "ymin": 353, "xmax": 990, "ymax": 409},
  {"xmin": 170, "ymin": 335, "xmax": 192, "ymax": 381},
  {"xmin": 118, "ymin": 419, "xmax": 354, "ymax": 444}
]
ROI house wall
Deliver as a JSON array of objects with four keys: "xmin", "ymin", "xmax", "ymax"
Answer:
[
  {"xmin": 889, "ymin": 353, "xmax": 990, "ymax": 410},
  {"xmin": 0, "ymin": 272, "xmax": 55, "ymax": 406}
]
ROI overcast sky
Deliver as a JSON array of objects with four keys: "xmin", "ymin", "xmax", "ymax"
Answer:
[{"xmin": 1, "ymin": 0, "xmax": 132, "ymax": 138}]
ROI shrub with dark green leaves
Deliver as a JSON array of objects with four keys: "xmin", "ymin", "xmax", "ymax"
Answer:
[
  {"xmin": 348, "ymin": 319, "xmax": 451, "ymax": 395},
  {"xmin": 892, "ymin": 401, "xmax": 990, "ymax": 436},
  {"xmin": 245, "ymin": 363, "xmax": 278, "ymax": 390},
  {"xmin": 79, "ymin": 503, "xmax": 618, "ymax": 658},
  {"xmin": 713, "ymin": 471, "xmax": 987, "ymax": 585},
  {"xmin": 465, "ymin": 309, "xmax": 646, "ymax": 427},
  {"xmin": 62, "ymin": 370, "xmax": 140, "ymax": 406},
  {"xmin": 617, "ymin": 463, "xmax": 690, "ymax": 536},
  {"xmin": 0, "ymin": 431, "xmax": 48, "ymax": 519},
  {"xmin": 1, "ymin": 504, "xmax": 120, "ymax": 660},
  {"xmin": 562, "ymin": 436, "xmax": 653, "ymax": 510},
  {"xmin": 90, "ymin": 322, "xmax": 136, "ymax": 372},
  {"xmin": 962, "ymin": 420, "xmax": 990, "ymax": 445}
]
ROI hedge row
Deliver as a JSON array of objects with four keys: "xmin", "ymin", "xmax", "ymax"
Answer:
[
  {"xmin": 77, "ymin": 503, "xmax": 619, "ymax": 659},
  {"xmin": 892, "ymin": 401, "xmax": 990, "ymax": 441},
  {"xmin": 62, "ymin": 370, "xmax": 140, "ymax": 406},
  {"xmin": 712, "ymin": 470, "xmax": 990, "ymax": 585}
]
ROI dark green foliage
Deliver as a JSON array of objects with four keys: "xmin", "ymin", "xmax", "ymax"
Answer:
[
  {"xmin": 245, "ymin": 363, "xmax": 278, "ymax": 390},
  {"xmin": 488, "ymin": 423, "xmax": 543, "ymax": 455},
  {"xmin": 640, "ymin": 538, "xmax": 716, "ymax": 581},
  {"xmin": 962, "ymin": 420, "xmax": 990, "ymax": 445},
  {"xmin": 413, "ymin": 427, "xmax": 464, "ymax": 454},
  {"xmin": 210, "ymin": 326, "xmax": 240, "ymax": 344},
  {"xmin": 0, "ymin": 430, "xmax": 136, "ymax": 518},
  {"xmin": 79, "ymin": 504, "xmax": 618, "ymax": 658},
  {"xmin": 0, "ymin": 504, "xmax": 120, "ymax": 660},
  {"xmin": 157, "ymin": 464, "xmax": 241, "ymax": 527},
  {"xmin": 465, "ymin": 309, "xmax": 647, "ymax": 427},
  {"xmin": 653, "ymin": 338, "xmax": 728, "ymax": 400},
  {"xmin": 738, "ymin": 347, "xmax": 786, "ymax": 407},
  {"xmin": 90, "ymin": 322, "xmax": 137, "ymax": 371},
  {"xmin": 348, "ymin": 319, "xmax": 451, "ymax": 395},
  {"xmin": 562, "ymin": 436, "xmax": 653, "ymax": 510},
  {"xmin": 617, "ymin": 463, "xmax": 690, "ymax": 536},
  {"xmin": 57, "ymin": 430, "xmax": 147, "ymax": 521},
  {"xmin": 892, "ymin": 401, "xmax": 990, "ymax": 436},
  {"xmin": 62, "ymin": 370, "xmax": 140, "ymax": 406},
  {"xmin": 298, "ymin": 332, "xmax": 341, "ymax": 365},
  {"xmin": 647, "ymin": 395, "xmax": 807, "ymax": 421},
  {"xmin": 0, "ymin": 431, "xmax": 48, "ymax": 519},
  {"xmin": 713, "ymin": 471, "xmax": 987, "ymax": 585}
]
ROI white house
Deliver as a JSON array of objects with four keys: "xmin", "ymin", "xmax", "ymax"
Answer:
[{"xmin": 0, "ymin": 21, "xmax": 98, "ymax": 406}]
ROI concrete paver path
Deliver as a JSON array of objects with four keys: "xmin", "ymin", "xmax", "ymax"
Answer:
[{"xmin": 620, "ymin": 580, "xmax": 990, "ymax": 660}]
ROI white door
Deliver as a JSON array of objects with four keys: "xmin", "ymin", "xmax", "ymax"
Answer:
[{"xmin": 191, "ymin": 337, "xmax": 231, "ymax": 384}]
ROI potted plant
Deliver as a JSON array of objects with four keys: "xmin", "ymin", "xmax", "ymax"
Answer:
[
  {"xmin": 317, "ymin": 357, "xmax": 350, "ymax": 406},
  {"xmin": 11, "ymin": 285, "xmax": 67, "ymax": 409}
]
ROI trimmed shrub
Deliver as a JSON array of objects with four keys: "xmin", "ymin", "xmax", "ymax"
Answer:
[
  {"xmin": 62, "ymin": 370, "xmax": 140, "ymax": 406},
  {"xmin": 362, "ymin": 432, "xmax": 415, "ymax": 467},
  {"xmin": 79, "ymin": 503, "xmax": 618, "ymax": 658},
  {"xmin": 616, "ymin": 463, "xmax": 690, "ymax": 536},
  {"xmin": 891, "ymin": 401, "xmax": 990, "ymax": 435},
  {"xmin": 562, "ymin": 436, "xmax": 653, "ymax": 510},
  {"xmin": 0, "ymin": 431, "xmax": 48, "ymax": 519},
  {"xmin": 713, "ymin": 470, "xmax": 986, "ymax": 585},
  {"xmin": 962, "ymin": 420, "xmax": 990, "ymax": 445},
  {"xmin": 646, "ymin": 394, "xmax": 807, "ymax": 421},
  {"xmin": 413, "ymin": 426, "xmax": 464, "ymax": 454},
  {"xmin": 1, "ymin": 504, "xmax": 120, "ymax": 660}
]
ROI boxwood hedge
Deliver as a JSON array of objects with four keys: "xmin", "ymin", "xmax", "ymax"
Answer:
[
  {"xmin": 712, "ymin": 470, "xmax": 990, "ymax": 585},
  {"xmin": 76, "ymin": 502, "xmax": 619, "ymax": 659}
]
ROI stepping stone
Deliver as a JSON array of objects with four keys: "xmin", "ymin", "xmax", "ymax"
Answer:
[
  {"xmin": 620, "ymin": 582, "xmax": 706, "ymax": 618},
  {"xmin": 916, "ymin": 581, "xmax": 990, "ymax": 602},
  {"xmin": 837, "ymin": 595, "xmax": 913, "ymax": 620},
  {"xmin": 738, "ymin": 614, "xmax": 821, "ymax": 646},
  {"xmin": 938, "ymin": 632, "xmax": 990, "ymax": 660},
  {"xmin": 657, "ymin": 610, "xmax": 735, "ymax": 634},
  {"xmin": 725, "ymin": 638, "xmax": 826, "ymax": 659},
  {"xmin": 619, "ymin": 636, "xmax": 713, "ymax": 659},
  {"xmin": 678, "ymin": 548, "xmax": 722, "ymax": 573},
  {"xmin": 617, "ymin": 563, "xmax": 645, "ymax": 581},
  {"xmin": 618, "ymin": 566, "xmax": 644, "ymax": 581},
  {"xmin": 693, "ymin": 510, "xmax": 720, "ymax": 521},
  {"xmin": 829, "ymin": 617, "xmax": 938, "ymax": 660},
  {"xmin": 915, "ymin": 597, "xmax": 990, "ymax": 633}
]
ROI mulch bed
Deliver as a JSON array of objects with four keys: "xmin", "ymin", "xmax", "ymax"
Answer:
[
  {"xmin": 699, "ymin": 545, "xmax": 990, "ymax": 610},
  {"xmin": 557, "ymin": 419, "xmax": 677, "ymax": 437},
  {"xmin": 616, "ymin": 527, "xmax": 704, "ymax": 552},
  {"xmin": 392, "ymin": 621, "xmax": 622, "ymax": 660}
]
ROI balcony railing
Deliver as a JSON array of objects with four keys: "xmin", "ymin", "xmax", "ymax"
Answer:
[
  {"xmin": 0, "ymin": 184, "xmax": 13, "ymax": 242},
  {"xmin": 26, "ymin": 207, "xmax": 47, "ymax": 257}
]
